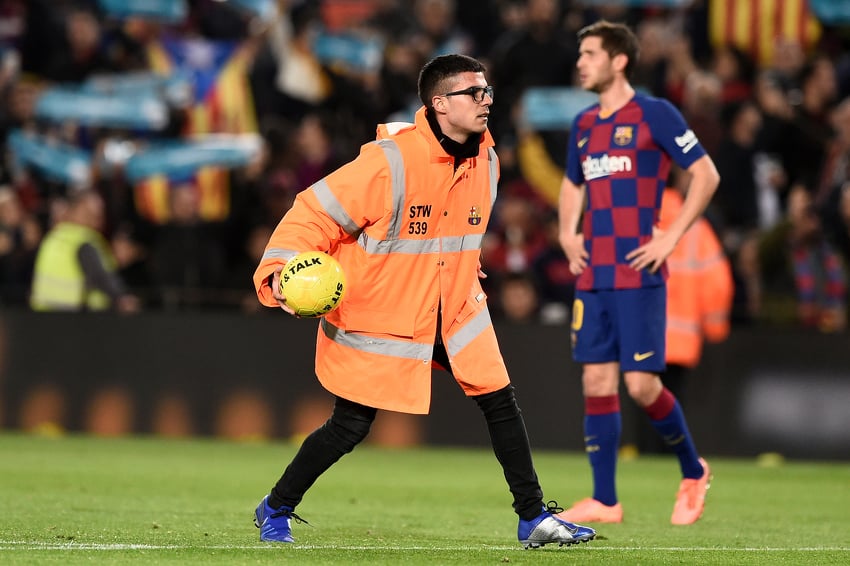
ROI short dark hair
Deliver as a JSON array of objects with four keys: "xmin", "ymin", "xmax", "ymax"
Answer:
[
  {"xmin": 67, "ymin": 188, "xmax": 100, "ymax": 208},
  {"xmin": 577, "ymin": 20, "xmax": 640, "ymax": 79},
  {"xmin": 418, "ymin": 54, "xmax": 486, "ymax": 107}
]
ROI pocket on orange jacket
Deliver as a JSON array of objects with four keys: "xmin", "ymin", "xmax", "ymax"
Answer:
[
  {"xmin": 454, "ymin": 291, "xmax": 487, "ymax": 325},
  {"xmin": 341, "ymin": 307, "xmax": 416, "ymax": 338}
]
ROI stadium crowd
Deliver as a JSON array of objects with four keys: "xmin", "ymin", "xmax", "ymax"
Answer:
[{"xmin": 0, "ymin": 0, "xmax": 849, "ymax": 333}]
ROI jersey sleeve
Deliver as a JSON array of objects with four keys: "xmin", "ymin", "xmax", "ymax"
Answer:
[
  {"xmin": 565, "ymin": 114, "xmax": 584, "ymax": 185},
  {"xmin": 643, "ymin": 97, "xmax": 706, "ymax": 170}
]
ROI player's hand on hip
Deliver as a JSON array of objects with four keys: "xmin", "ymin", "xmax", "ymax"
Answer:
[
  {"xmin": 626, "ymin": 230, "xmax": 675, "ymax": 273},
  {"xmin": 560, "ymin": 232, "xmax": 588, "ymax": 275},
  {"xmin": 271, "ymin": 265, "xmax": 299, "ymax": 317}
]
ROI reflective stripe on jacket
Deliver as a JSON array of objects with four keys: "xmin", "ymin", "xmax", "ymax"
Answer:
[
  {"xmin": 30, "ymin": 222, "xmax": 116, "ymax": 311},
  {"xmin": 253, "ymin": 106, "xmax": 509, "ymax": 413},
  {"xmin": 659, "ymin": 189, "xmax": 733, "ymax": 368}
]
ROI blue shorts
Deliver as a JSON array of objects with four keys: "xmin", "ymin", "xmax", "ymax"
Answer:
[{"xmin": 570, "ymin": 287, "xmax": 666, "ymax": 373}]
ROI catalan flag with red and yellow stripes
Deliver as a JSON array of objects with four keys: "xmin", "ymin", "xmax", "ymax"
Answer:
[
  {"xmin": 147, "ymin": 38, "xmax": 258, "ymax": 135},
  {"xmin": 136, "ymin": 38, "xmax": 257, "ymax": 223},
  {"xmin": 709, "ymin": 0, "xmax": 822, "ymax": 67},
  {"xmin": 133, "ymin": 167, "xmax": 231, "ymax": 224}
]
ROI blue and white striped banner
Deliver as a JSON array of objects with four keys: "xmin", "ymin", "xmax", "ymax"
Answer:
[
  {"xmin": 97, "ymin": 0, "xmax": 188, "ymax": 23},
  {"xmin": 35, "ymin": 87, "xmax": 170, "ymax": 130},
  {"xmin": 124, "ymin": 134, "xmax": 263, "ymax": 183},
  {"xmin": 7, "ymin": 130, "xmax": 92, "ymax": 186}
]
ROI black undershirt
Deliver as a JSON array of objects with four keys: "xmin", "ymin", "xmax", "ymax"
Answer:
[{"xmin": 424, "ymin": 107, "xmax": 483, "ymax": 169}]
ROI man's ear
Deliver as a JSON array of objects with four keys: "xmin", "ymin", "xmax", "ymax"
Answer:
[
  {"xmin": 432, "ymin": 96, "xmax": 446, "ymax": 114},
  {"xmin": 612, "ymin": 52, "xmax": 629, "ymax": 74}
]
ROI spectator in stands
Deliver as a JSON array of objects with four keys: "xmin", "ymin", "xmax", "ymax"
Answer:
[
  {"xmin": 750, "ymin": 69, "xmax": 794, "ymax": 220},
  {"xmin": 771, "ymin": 56, "xmax": 839, "ymax": 199},
  {"xmin": 487, "ymin": 0, "xmax": 577, "ymax": 144},
  {"xmin": 757, "ymin": 184, "xmax": 847, "ymax": 331},
  {"xmin": 42, "ymin": 4, "xmax": 111, "ymax": 83},
  {"xmin": 481, "ymin": 193, "xmax": 547, "ymax": 278},
  {"xmin": 770, "ymin": 37, "xmax": 807, "ymax": 86},
  {"xmin": 111, "ymin": 221, "xmax": 152, "ymax": 306},
  {"xmin": 291, "ymin": 113, "xmax": 345, "ymax": 189},
  {"xmin": 731, "ymin": 231, "xmax": 762, "ymax": 325},
  {"xmin": 257, "ymin": 3, "xmax": 331, "ymax": 123},
  {"xmin": 711, "ymin": 45, "xmax": 755, "ymax": 105},
  {"xmin": 630, "ymin": 17, "xmax": 670, "ymax": 98},
  {"xmin": 495, "ymin": 271, "xmax": 541, "ymax": 324},
  {"xmin": 679, "ymin": 69, "xmax": 724, "ymax": 158},
  {"xmin": 753, "ymin": 68, "xmax": 795, "ymax": 141},
  {"xmin": 29, "ymin": 188, "xmax": 138, "ymax": 313},
  {"xmin": 377, "ymin": 35, "xmax": 428, "ymax": 121},
  {"xmin": 817, "ymin": 97, "xmax": 850, "ymax": 232},
  {"xmin": 410, "ymin": 0, "xmax": 474, "ymax": 58},
  {"xmin": 828, "ymin": 183, "xmax": 850, "ymax": 267},
  {"xmin": 150, "ymin": 184, "xmax": 227, "ymax": 310},
  {"xmin": 713, "ymin": 100, "xmax": 764, "ymax": 241},
  {"xmin": 225, "ymin": 222, "xmax": 273, "ymax": 314},
  {"xmin": 531, "ymin": 211, "xmax": 575, "ymax": 324},
  {"xmin": 0, "ymin": 185, "xmax": 40, "ymax": 306},
  {"xmin": 99, "ymin": 14, "xmax": 157, "ymax": 73},
  {"xmin": 657, "ymin": 31, "xmax": 697, "ymax": 108}
]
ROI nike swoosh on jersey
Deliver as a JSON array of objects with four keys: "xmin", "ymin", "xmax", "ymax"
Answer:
[{"xmin": 633, "ymin": 351, "xmax": 655, "ymax": 361}]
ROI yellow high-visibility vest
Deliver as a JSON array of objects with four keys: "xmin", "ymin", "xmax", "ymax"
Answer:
[{"xmin": 30, "ymin": 222, "xmax": 117, "ymax": 311}]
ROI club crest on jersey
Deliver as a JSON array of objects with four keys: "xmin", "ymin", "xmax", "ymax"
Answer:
[
  {"xmin": 613, "ymin": 126, "xmax": 633, "ymax": 146},
  {"xmin": 468, "ymin": 206, "xmax": 482, "ymax": 225}
]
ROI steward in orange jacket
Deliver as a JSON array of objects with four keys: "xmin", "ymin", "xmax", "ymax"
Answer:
[
  {"xmin": 659, "ymin": 188, "xmax": 733, "ymax": 368},
  {"xmin": 254, "ymin": 107, "xmax": 507, "ymax": 415},
  {"xmin": 249, "ymin": 56, "xmax": 597, "ymax": 548}
]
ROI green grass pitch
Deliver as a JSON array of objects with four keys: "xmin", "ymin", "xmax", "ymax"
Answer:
[{"xmin": 1, "ymin": 433, "xmax": 848, "ymax": 564}]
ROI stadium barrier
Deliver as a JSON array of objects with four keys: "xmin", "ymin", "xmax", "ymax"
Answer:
[{"xmin": 0, "ymin": 311, "xmax": 847, "ymax": 460}]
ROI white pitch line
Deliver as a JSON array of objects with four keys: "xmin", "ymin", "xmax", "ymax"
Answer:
[{"xmin": 0, "ymin": 542, "xmax": 848, "ymax": 552}]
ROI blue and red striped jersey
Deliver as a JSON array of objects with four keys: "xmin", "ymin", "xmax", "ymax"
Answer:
[{"xmin": 566, "ymin": 93, "xmax": 706, "ymax": 290}]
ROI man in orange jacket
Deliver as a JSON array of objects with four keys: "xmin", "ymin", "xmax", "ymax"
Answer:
[{"xmin": 251, "ymin": 54, "xmax": 595, "ymax": 549}]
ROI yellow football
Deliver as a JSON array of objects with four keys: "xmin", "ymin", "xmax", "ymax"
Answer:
[{"xmin": 279, "ymin": 251, "xmax": 346, "ymax": 317}]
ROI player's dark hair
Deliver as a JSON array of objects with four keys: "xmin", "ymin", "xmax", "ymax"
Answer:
[
  {"xmin": 578, "ymin": 20, "xmax": 640, "ymax": 80},
  {"xmin": 418, "ymin": 54, "xmax": 487, "ymax": 108}
]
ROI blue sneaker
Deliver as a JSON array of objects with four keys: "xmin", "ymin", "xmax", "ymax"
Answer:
[
  {"xmin": 253, "ymin": 495, "xmax": 307, "ymax": 543},
  {"xmin": 518, "ymin": 501, "xmax": 596, "ymax": 549}
]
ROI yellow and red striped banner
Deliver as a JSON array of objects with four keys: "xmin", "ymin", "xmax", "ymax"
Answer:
[{"xmin": 709, "ymin": 0, "xmax": 822, "ymax": 66}]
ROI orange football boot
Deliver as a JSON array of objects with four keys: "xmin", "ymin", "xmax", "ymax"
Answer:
[
  {"xmin": 557, "ymin": 497, "xmax": 623, "ymax": 524},
  {"xmin": 671, "ymin": 458, "xmax": 712, "ymax": 525}
]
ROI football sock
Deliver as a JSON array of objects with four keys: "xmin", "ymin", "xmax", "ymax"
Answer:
[
  {"xmin": 584, "ymin": 395, "xmax": 621, "ymax": 506},
  {"xmin": 269, "ymin": 397, "xmax": 376, "ymax": 510},
  {"xmin": 474, "ymin": 385, "xmax": 544, "ymax": 521},
  {"xmin": 644, "ymin": 387, "xmax": 703, "ymax": 479}
]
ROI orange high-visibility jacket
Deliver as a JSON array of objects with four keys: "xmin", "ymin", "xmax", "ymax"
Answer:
[
  {"xmin": 659, "ymin": 188, "xmax": 734, "ymax": 368},
  {"xmin": 253, "ymin": 106, "xmax": 510, "ymax": 414}
]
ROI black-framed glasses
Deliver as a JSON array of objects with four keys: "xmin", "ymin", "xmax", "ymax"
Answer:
[{"xmin": 439, "ymin": 85, "xmax": 494, "ymax": 103}]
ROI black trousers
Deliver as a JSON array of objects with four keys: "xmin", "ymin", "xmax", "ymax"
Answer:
[{"xmin": 269, "ymin": 343, "xmax": 545, "ymax": 520}]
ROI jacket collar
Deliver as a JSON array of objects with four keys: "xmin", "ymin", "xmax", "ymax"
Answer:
[{"xmin": 376, "ymin": 107, "xmax": 494, "ymax": 160}]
